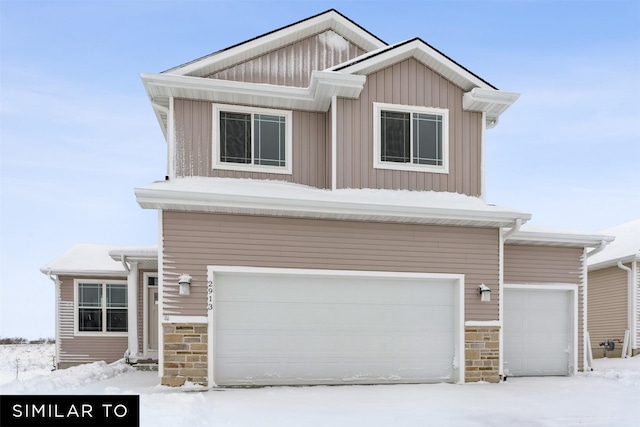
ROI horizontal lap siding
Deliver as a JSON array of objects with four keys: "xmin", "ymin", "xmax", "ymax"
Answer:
[
  {"xmin": 206, "ymin": 31, "xmax": 366, "ymax": 87},
  {"xmin": 162, "ymin": 212, "xmax": 500, "ymax": 321},
  {"xmin": 588, "ymin": 266, "xmax": 628, "ymax": 356},
  {"xmin": 504, "ymin": 245, "xmax": 585, "ymax": 370},
  {"xmin": 57, "ymin": 275, "xmax": 128, "ymax": 365},
  {"xmin": 336, "ymin": 58, "xmax": 481, "ymax": 195},
  {"xmin": 174, "ymin": 99, "xmax": 327, "ymax": 188}
]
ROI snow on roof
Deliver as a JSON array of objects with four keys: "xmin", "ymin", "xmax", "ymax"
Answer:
[
  {"xmin": 135, "ymin": 177, "xmax": 531, "ymax": 228},
  {"xmin": 588, "ymin": 218, "xmax": 640, "ymax": 268},
  {"xmin": 507, "ymin": 223, "xmax": 613, "ymax": 248},
  {"xmin": 40, "ymin": 244, "xmax": 157, "ymax": 276}
]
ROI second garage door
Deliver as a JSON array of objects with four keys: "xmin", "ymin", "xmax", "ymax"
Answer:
[
  {"xmin": 504, "ymin": 287, "xmax": 576, "ymax": 377},
  {"xmin": 209, "ymin": 268, "xmax": 463, "ymax": 386}
]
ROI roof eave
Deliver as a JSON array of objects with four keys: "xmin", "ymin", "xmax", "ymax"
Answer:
[
  {"xmin": 588, "ymin": 253, "xmax": 640, "ymax": 271},
  {"xmin": 506, "ymin": 231, "xmax": 613, "ymax": 248},
  {"xmin": 40, "ymin": 268, "xmax": 127, "ymax": 278},
  {"xmin": 134, "ymin": 185, "xmax": 531, "ymax": 228}
]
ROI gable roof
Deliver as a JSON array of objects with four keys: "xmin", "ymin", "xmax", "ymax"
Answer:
[
  {"xmin": 141, "ymin": 9, "xmax": 519, "ymax": 138},
  {"xmin": 588, "ymin": 219, "xmax": 640, "ymax": 270},
  {"xmin": 165, "ymin": 9, "xmax": 387, "ymax": 77}
]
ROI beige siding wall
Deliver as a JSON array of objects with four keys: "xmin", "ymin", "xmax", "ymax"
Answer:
[
  {"xmin": 205, "ymin": 31, "xmax": 366, "ymax": 87},
  {"xmin": 588, "ymin": 265, "xmax": 629, "ymax": 358},
  {"xmin": 57, "ymin": 275, "xmax": 128, "ymax": 366},
  {"xmin": 336, "ymin": 58, "xmax": 482, "ymax": 195},
  {"xmin": 173, "ymin": 99, "xmax": 328, "ymax": 188},
  {"xmin": 504, "ymin": 245, "xmax": 584, "ymax": 284},
  {"xmin": 504, "ymin": 244, "xmax": 585, "ymax": 370},
  {"xmin": 162, "ymin": 212, "xmax": 500, "ymax": 321}
]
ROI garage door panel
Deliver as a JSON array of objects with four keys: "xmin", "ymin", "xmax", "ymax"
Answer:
[
  {"xmin": 212, "ymin": 271, "xmax": 460, "ymax": 385},
  {"xmin": 504, "ymin": 288, "xmax": 573, "ymax": 377}
]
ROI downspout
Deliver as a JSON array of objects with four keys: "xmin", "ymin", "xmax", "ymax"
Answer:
[
  {"xmin": 120, "ymin": 254, "xmax": 130, "ymax": 274},
  {"xmin": 45, "ymin": 270, "xmax": 60, "ymax": 370},
  {"xmin": 586, "ymin": 239, "xmax": 608, "ymax": 258},
  {"xmin": 502, "ymin": 218, "xmax": 522, "ymax": 240},
  {"xmin": 617, "ymin": 261, "xmax": 634, "ymax": 357}
]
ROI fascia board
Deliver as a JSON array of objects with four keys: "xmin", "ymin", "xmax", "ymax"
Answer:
[
  {"xmin": 335, "ymin": 39, "xmax": 495, "ymax": 91},
  {"xmin": 588, "ymin": 254, "xmax": 640, "ymax": 271},
  {"xmin": 462, "ymin": 88, "xmax": 520, "ymax": 122},
  {"xmin": 135, "ymin": 186, "xmax": 531, "ymax": 227},
  {"xmin": 167, "ymin": 11, "xmax": 386, "ymax": 77},
  {"xmin": 506, "ymin": 231, "xmax": 612, "ymax": 248},
  {"xmin": 141, "ymin": 72, "xmax": 365, "ymax": 111},
  {"xmin": 40, "ymin": 268, "xmax": 127, "ymax": 278}
]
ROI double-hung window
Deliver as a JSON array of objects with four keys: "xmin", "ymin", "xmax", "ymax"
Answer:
[
  {"xmin": 373, "ymin": 102, "xmax": 449, "ymax": 174},
  {"xmin": 76, "ymin": 280, "xmax": 127, "ymax": 335},
  {"xmin": 213, "ymin": 104, "xmax": 293, "ymax": 174}
]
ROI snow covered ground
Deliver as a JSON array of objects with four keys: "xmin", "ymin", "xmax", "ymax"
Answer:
[{"xmin": 1, "ymin": 344, "xmax": 639, "ymax": 426}]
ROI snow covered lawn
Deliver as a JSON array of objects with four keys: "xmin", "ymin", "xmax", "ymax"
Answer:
[{"xmin": 1, "ymin": 344, "xmax": 638, "ymax": 426}]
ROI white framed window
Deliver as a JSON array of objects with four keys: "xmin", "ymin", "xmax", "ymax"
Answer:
[
  {"xmin": 212, "ymin": 104, "xmax": 293, "ymax": 174},
  {"xmin": 74, "ymin": 280, "xmax": 128, "ymax": 336},
  {"xmin": 373, "ymin": 102, "xmax": 449, "ymax": 174}
]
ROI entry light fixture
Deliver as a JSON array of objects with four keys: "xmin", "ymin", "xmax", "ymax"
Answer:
[
  {"xmin": 178, "ymin": 274, "xmax": 192, "ymax": 296},
  {"xmin": 477, "ymin": 283, "xmax": 491, "ymax": 302}
]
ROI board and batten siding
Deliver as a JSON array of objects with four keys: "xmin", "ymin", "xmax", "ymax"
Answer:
[
  {"xmin": 173, "ymin": 99, "xmax": 328, "ymax": 188},
  {"xmin": 57, "ymin": 275, "xmax": 129, "ymax": 367},
  {"xmin": 336, "ymin": 58, "xmax": 482, "ymax": 195},
  {"xmin": 205, "ymin": 30, "xmax": 367, "ymax": 88},
  {"xmin": 503, "ymin": 244, "xmax": 585, "ymax": 370},
  {"xmin": 587, "ymin": 265, "xmax": 629, "ymax": 358},
  {"xmin": 161, "ymin": 212, "xmax": 500, "ymax": 321}
]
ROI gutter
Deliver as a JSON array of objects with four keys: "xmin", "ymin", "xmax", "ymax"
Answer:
[{"xmin": 586, "ymin": 239, "xmax": 610, "ymax": 258}]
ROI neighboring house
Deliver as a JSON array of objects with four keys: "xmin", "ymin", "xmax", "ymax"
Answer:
[
  {"xmin": 587, "ymin": 219, "xmax": 640, "ymax": 358},
  {"xmin": 41, "ymin": 9, "xmax": 611, "ymax": 386}
]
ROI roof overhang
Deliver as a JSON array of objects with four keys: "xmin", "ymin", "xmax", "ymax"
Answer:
[
  {"xmin": 463, "ymin": 88, "xmax": 520, "ymax": 129},
  {"xmin": 141, "ymin": 71, "xmax": 366, "ymax": 139},
  {"xmin": 135, "ymin": 178, "xmax": 531, "ymax": 228},
  {"xmin": 589, "ymin": 254, "xmax": 640, "ymax": 271},
  {"xmin": 506, "ymin": 229, "xmax": 613, "ymax": 248},
  {"xmin": 165, "ymin": 9, "xmax": 387, "ymax": 77}
]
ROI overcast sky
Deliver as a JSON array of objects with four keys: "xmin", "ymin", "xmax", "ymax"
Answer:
[{"xmin": 1, "ymin": 0, "xmax": 639, "ymax": 339}]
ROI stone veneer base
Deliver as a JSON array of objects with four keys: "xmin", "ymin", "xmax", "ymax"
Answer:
[
  {"xmin": 161, "ymin": 323, "xmax": 208, "ymax": 386},
  {"xmin": 465, "ymin": 326, "xmax": 500, "ymax": 383}
]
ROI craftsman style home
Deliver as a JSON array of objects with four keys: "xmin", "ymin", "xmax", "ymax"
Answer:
[{"xmin": 41, "ymin": 10, "xmax": 611, "ymax": 386}]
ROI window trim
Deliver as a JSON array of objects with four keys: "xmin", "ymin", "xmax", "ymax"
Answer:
[
  {"xmin": 74, "ymin": 279, "xmax": 128, "ymax": 337},
  {"xmin": 372, "ymin": 102, "xmax": 449, "ymax": 174},
  {"xmin": 212, "ymin": 103, "xmax": 293, "ymax": 175}
]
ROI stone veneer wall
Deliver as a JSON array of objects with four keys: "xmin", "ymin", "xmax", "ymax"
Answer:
[
  {"xmin": 161, "ymin": 323, "xmax": 208, "ymax": 386},
  {"xmin": 465, "ymin": 326, "xmax": 500, "ymax": 383}
]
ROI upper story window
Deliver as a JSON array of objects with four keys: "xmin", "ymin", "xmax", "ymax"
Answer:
[
  {"xmin": 212, "ymin": 104, "xmax": 293, "ymax": 174},
  {"xmin": 373, "ymin": 102, "xmax": 449, "ymax": 174},
  {"xmin": 75, "ymin": 280, "xmax": 128, "ymax": 335}
]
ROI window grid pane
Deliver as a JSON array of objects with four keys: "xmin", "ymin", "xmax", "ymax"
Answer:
[
  {"xmin": 79, "ymin": 308, "xmax": 102, "ymax": 332},
  {"xmin": 413, "ymin": 113, "xmax": 443, "ymax": 166},
  {"xmin": 380, "ymin": 111, "xmax": 410, "ymax": 163},
  {"xmin": 220, "ymin": 112, "xmax": 251, "ymax": 163},
  {"xmin": 107, "ymin": 284, "xmax": 127, "ymax": 308},
  {"xmin": 78, "ymin": 283, "xmax": 101, "ymax": 307},
  {"xmin": 254, "ymin": 114, "xmax": 286, "ymax": 167}
]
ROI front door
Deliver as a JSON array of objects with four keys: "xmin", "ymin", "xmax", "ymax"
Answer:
[{"xmin": 148, "ymin": 287, "xmax": 158, "ymax": 350}]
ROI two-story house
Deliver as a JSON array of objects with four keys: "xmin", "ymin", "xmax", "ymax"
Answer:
[{"xmin": 41, "ymin": 9, "xmax": 611, "ymax": 387}]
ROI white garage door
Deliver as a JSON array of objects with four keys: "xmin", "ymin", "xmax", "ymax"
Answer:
[
  {"xmin": 209, "ymin": 269, "xmax": 462, "ymax": 386},
  {"xmin": 504, "ymin": 287, "xmax": 575, "ymax": 376}
]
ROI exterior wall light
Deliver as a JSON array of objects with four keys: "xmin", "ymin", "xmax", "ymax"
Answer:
[
  {"xmin": 477, "ymin": 283, "xmax": 491, "ymax": 302},
  {"xmin": 178, "ymin": 274, "xmax": 192, "ymax": 296}
]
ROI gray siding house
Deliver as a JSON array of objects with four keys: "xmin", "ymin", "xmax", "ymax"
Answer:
[{"xmin": 41, "ymin": 9, "xmax": 610, "ymax": 386}]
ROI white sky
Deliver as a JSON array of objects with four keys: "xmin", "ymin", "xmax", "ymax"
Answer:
[{"xmin": 1, "ymin": 0, "xmax": 639, "ymax": 339}]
